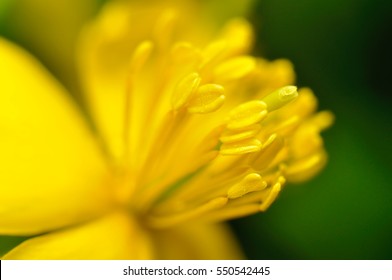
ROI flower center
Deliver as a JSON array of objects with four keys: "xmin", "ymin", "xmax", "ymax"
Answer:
[{"xmin": 87, "ymin": 8, "xmax": 333, "ymax": 229}]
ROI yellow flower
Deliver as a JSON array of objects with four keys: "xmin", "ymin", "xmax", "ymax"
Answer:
[{"xmin": 0, "ymin": 0, "xmax": 333, "ymax": 259}]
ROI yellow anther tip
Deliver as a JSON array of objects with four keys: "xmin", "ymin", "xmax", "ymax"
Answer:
[
  {"xmin": 227, "ymin": 100, "xmax": 267, "ymax": 130},
  {"xmin": 172, "ymin": 72, "xmax": 201, "ymax": 110},
  {"xmin": 188, "ymin": 95, "xmax": 225, "ymax": 114},
  {"xmin": 219, "ymin": 124, "xmax": 261, "ymax": 143},
  {"xmin": 187, "ymin": 84, "xmax": 225, "ymax": 114},
  {"xmin": 227, "ymin": 173, "xmax": 267, "ymax": 199},
  {"xmin": 197, "ymin": 84, "xmax": 225, "ymax": 95},
  {"xmin": 313, "ymin": 111, "xmax": 335, "ymax": 131},
  {"xmin": 171, "ymin": 42, "xmax": 201, "ymax": 64},
  {"xmin": 199, "ymin": 40, "xmax": 227, "ymax": 69},
  {"xmin": 129, "ymin": 40, "xmax": 154, "ymax": 73},
  {"xmin": 214, "ymin": 56, "xmax": 256, "ymax": 82},
  {"xmin": 259, "ymin": 182, "xmax": 282, "ymax": 212},
  {"xmin": 220, "ymin": 138, "xmax": 262, "ymax": 155},
  {"xmin": 261, "ymin": 133, "xmax": 277, "ymax": 149},
  {"xmin": 210, "ymin": 197, "xmax": 229, "ymax": 208},
  {"xmin": 285, "ymin": 151, "xmax": 327, "ymax": 183}
]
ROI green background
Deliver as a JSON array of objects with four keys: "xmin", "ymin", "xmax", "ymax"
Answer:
[{"xmin": 1, "ymin": 0, "xmax": 391, "ymax": 259}]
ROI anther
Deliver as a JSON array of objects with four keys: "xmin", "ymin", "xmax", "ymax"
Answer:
[
  {"xmin": 220, "ymin": 138, "xmax": 262, "ymax": 155},
  {"xmin": 249, "ymin": 134, "xmax": 284, "ymax": 169},
  {"xmin": 227, "ymin": 173, "xmax": 267, "ymax": 199},
  {"xmin": 262, "ymin": 133, "xmax": 278, "ymax": 149},
  {"xmin": 147, "ymin": 197, "xmax": 228, "ymax": 228},
  {"xmin": 291, "ymin": 126, "xmax": 322, "ymax": 158},
  {"xmin": 171, "ymin": 42, "xmax": 201, "ymax": 65},
  {"xmin": 262, "ymin": 86, "xmax": 298, "ymax": 112},
  {"xmin": 199, "ymin": 40, "xmax": 227, "ymax": 70},
  {"xmin": 285, "ymin": 151, "xmax": 327, "ymax": 183},
  {"xmin": 220, "ymin": 18, "xmax": 253, "ymax": 55},
  {"xmin": 259, "ymin": 182, "xmax": 282, "ymax": 212},
  {"xmin": 214, "ymin": 56, "xmax": 256, "ymax": 82},
  {"xmin": 227, "ymin": 100, "xmax": 267, "ymax": 130},
  {"xmin": 123, "ymin": 40, "xmax": 154, "ymax": 162},
  {"xmin": 171, "ymin": 72, "xmax": 201, "ymax": 110},
  {"xmin": 310, "ymin": 111, "xmax": 335, "ymax": 131},
  {"xmin": 187, "ymin": 84, "xmax": 225, "ymax": 114},
  {"xmin": 129, "ymin": 40, "xmax": 154, "ymax": 74},
  {"xmin": 292, "ymin": 87, "xmax": 318, "ymax": 117},
  {"xmin": 153, "ymin": 9, "xmax": 177, "ymax": 49},
  {"xmin": 220, "ymin": 124, "xmax": 261, "ymax": 143}
]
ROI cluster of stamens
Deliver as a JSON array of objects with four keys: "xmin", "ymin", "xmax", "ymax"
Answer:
[{"xmin": 84, "ymin": 6, "xmax": 333, "ymax": 229}]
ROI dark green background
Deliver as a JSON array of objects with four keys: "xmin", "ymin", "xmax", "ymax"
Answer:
[{"xmin": 1, "ymin": 0, "xmax": 391, "ymax": 259}]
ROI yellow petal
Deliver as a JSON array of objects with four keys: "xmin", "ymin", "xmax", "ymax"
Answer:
[
  {"xmin": 152, "ymin": 222, "xmax": 244, "ymax": 260},
  {"xmin": 2, "ymin": 212, "xmax": 154, "ymax": 260},
  {"xmin": 0, "ymin": 38, "xmax": 113, "ymax": 235}
]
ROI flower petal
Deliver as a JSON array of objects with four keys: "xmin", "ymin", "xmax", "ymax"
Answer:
[
  {"xmin": 2, "ymin": 212, "xmax": 154, "ymax": 259},
  {"xmin": 152, "ymin": 222, "xmax": 244, "ymax": 259},
  {"xmin": 0, "ymin": 37, "xmax": 113, "ymax": 235}
]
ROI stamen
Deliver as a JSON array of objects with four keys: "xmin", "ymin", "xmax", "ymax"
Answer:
[
  {"xmin": 291, "ymin": 126, "xmax": 322, "ymax": 159},
  {"xmin": 266, "ymin": 115, "xmax": 300, "ymax": 136},
  {"xmin": 147, "ymin": 197, "xmax": 228, "ymax": 228},
  {"xmin": 220, "ymin": 138, "xmax": 262, "ymax": 155},
  {"xmin": 289, "ymin": 87, "xmax": 318, "ymax": 118},
  {"xmin": 214, "ymin": 56, "xmax": 256, "ymax": 82},
  {"xmin": 196, "ymin": 126, "xmax": 225, "ymax": 153},
  {"xmin": 262, "ymin": 133, "xmax": 278, "ymax": 149},
  {"xmin": 220, "ymin": 124, "xmax": 261, "ymax": 143},
  {"xmin": 153, "ymin": 9, "xmax": 177, "ymax": 49},
  {"xmin": 267, "ymin": 59, "xmax": 296, "ymax": 88},
  {"xmin": 200, "ymin": 204, "xmax": 261, "ymax": 222},
  {"xmin": 187, "ymin": 84, "xmax": 225, "ymax": 114},
  {"xmin": 197, "ymin": 175, "xmax": 284, "ymax": 222},
  {"xmin": 262, "ymin": 86, "xmax": 298, "ymax": 112},
  {"xmin": 135, "ymin": 110, "xmax": 190, "ymax": 199},
  {"xmin": 83, "ymin": 2, "xmax": 333, "ymax": 230},
  {"xmin": 171, "ymin": 42, "xmax": 201, "ymax": 65},
  {"xmin": 98, "ymin": 2, "xmax": 129, "ymax": 40},
  {"xmin": 259, "ymin": 181, "xmax": 282, "ymax": 211},
  {"xmin": 227, "ymin": 173, "xmax": 267, "ymax": 199},
  {"xmin": 284, "ymin": 151, "xmax": 327, "ymax": 183},
  {"xmin": 226, "ymin": 174, "xmax": 283, "ymax": 207},
  {"xmin": 227, "ymin": 100, "xmax": 267, "ymax": 130},
  {"xmin": 129, "ymin": 41, "xmax": 154, "ymax": 74},
  {"xmin": 248, "ymin": 134, "xmax": 284, "ymax": 170},
  {"xmin": 124, "ymin": 41, "xmax": 154, "ymax": 161},
  {"xmin": 309, "ymin": 111, "xmax": 335, "ymax": 131},
  {"xmin": 219, "ymin": 18, "xmax": 254, "ymax": 56},
  {"xmin": 199, "ymin": 40, "xmax": 227, "ymax": 70},
  {"xmin": 171, "ymin": 72, "xmax": 201, "ymax": 110}
]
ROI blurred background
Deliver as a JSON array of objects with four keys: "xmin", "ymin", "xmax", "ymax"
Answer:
[{"xmin": 1, "ymin": 0, "xmax": 391, "ymax": 259}]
